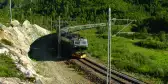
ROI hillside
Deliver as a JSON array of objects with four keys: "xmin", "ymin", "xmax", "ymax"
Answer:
[
  {"xmin": 0, "ymin": 20, "xmax": 50, "ymax": 83},
  {"xmin": 1, "ymin": 0, "xmax": 168, "ymax": 33},
  {"xmin": 78, "ymin": 28, "xmax": 168, "ymax": 83},
  {"xmin": 0, "ymin": 20, "xmax": 94, "ymax": 84}
]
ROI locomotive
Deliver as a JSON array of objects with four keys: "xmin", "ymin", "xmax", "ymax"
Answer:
[{"xmin": 62, "ymin": 32, "xmax": 88, "ymax": 58}]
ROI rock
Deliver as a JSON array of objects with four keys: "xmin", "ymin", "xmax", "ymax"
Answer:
[
  {"xmin": 33, "ymin": 24, "xmax": 50, "ymax": 35},
  {"xmin": 19, "ymin": 56, "xmax": 30, "ymax": 66},
  {"xmin": 16, "ymin": 63, "xmax": 34, "ymax": 78},
  {"xmin": 1, "ymin": 25, "xmax": 6, "ymax": 30},
  {"xmin": 35, "ymin": 78, "xmax": 43, "ymax": 84},
  {"xmin": 10, "ymin": 55, "xmax": 19, "ymax": 62},
  {"xmin": 16, "ymin": 63, "xmax": 27, "ymax": 73},
  {"xmin": 27, "ymin": 64, "xmax": 36, "ymax": 75},
  {"xmin": 25, "ymin": 70, "xmax": 34, "ymax": 78},
  {"xmin": 0, "ymin": 20, "xmax": 50, "ymax": 83},
  {"xmin": 1, "ymin": 80, "xmax": 16, "ymax": 84},
  {"xmin": 23, "ymin": 20, "xmax": 31, "ymax": 28},
  {"xmin": 0, "ymin": 47, "xmax": 9, "ymax": 54},
  {"xmin": 0, "ymin": 77, "xmax": 21, "ymax": 84},
  {"xmin": 11, "ymin": 20, "xmax": 20, "ymax": 27}
]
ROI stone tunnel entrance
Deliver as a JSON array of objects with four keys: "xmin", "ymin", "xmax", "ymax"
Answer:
[{"xmin": 28, "ymin": 33, "xmax": 73, "ymax": 61}]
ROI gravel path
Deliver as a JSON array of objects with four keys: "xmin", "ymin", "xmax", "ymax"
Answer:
[{"xmin": 35, "ymin": 61, "xmax": 94, "ymax": 84}]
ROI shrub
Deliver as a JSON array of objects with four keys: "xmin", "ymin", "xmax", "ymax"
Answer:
[
  {"xmin": 158, "ymin": 31, "xmax": 166, "ymax": 42},
  {"xmin": 0, "ymin": 54, "xmax": 24, "ymax": 79},
  {"xmin": 117, "ymin": 32, "xmax": 149, "ymax": 39},
  {"xmin": 97, "ymin": 34, "xmax": 108, "ymax": 39},
  {"xmin": 135, "ymin": 39, "xmax": 168, "ymax": 49},
  {"xmin": 0, "ymin": 23, "xmax": 3, "ymax": 28},
  {"xmin": 96, "ymin": 27, "xmax": 107, "ymax": 34}
]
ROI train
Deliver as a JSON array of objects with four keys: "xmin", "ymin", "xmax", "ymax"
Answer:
[
  {"xmin": 72, "ymin": 52, "xmax": 87, "ymax": 59},
  {"xmin": 72, "ymin": 37, "xmax": 88, "ymax": 58},
  {"xmin": 61, "ymin": 32, "xmax": 88, "ymax": 58}
]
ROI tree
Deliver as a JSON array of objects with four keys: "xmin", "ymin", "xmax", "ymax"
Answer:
[{"xmin": 158, "ymin": 31, "xmax": 166, "ymax": 42}]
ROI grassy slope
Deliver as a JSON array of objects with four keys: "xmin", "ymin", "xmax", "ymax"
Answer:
[
  {"xmin": 78, "ymin": 29, "xmax": 168, "ymax": 84},
  {"xmin": 0, "ymin": 54, "xmax": 24, "ymax": 79}
]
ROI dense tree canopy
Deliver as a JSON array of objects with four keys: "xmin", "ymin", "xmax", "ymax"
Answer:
[{"xmin": 0, "ymin": 0, "xmax": 168, "ymax": 32}]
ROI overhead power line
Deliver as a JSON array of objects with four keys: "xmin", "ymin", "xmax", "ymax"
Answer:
[{"xmin": 107, "ymin": 8, "xmax": 136, "ymax": 84}]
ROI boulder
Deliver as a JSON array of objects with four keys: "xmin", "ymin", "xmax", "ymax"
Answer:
[
  {"xmin": 16, "ymin": 63, "xmax": 27, "ymax": 73},
  {"xmin": 0, "ymin": 47, "xmax": 9, "ymax": 54},
  {"xmin": 25, "ymin": 70, "xmax": 34, "ymax": 78},
  {"xmin": 33, "ymin": 24, "xmax": 50, "ymax": 35},
  {"xmin": 23, "ymin": 20, "xmax": 31, "ymax": 28},
  {"xmin": 19, "ymin": 56, "xmax": 30, "ymax": 66},
  {"xmin": 0, "ymin": 20, "xmax": 51, "ymax": 83},
  {"xmin": 1, "ymin": 24, "xmax": 6, "ymax": 30},
  {"xmin": 11, "ymin": 20, "xmax": 20, "ymax": 27}
]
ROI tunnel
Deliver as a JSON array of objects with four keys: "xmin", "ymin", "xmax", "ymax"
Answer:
[{"xmin": 28, "ymin": 33, "xmax": 73, "ymax": 61}]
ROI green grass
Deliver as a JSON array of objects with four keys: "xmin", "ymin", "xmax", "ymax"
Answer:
[
  {"xmin": 112, "ymin": 25, "xmax": 132, "ymax": 32},
  {"xmin": 0, "ymin": 54, "xmax": 24, "ymax": 79},
  {"xmin": 78, "ymin": 29, "xmax": 168, "ymax": 84}
]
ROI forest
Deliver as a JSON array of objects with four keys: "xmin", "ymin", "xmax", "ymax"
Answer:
[{"xmin": 0, "ymin": 0, "xmax": 168, "ymax": 33}]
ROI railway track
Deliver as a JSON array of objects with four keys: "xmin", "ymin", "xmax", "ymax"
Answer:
[{"xmin": 74, "ymin": 58, "xmax": 146, "ymax": 84}]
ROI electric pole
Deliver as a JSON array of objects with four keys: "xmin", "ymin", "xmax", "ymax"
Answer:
[
  {"xmin": 30, "ymin": 0, "xmax": 32, "ymax": 23},
  {"xmin": 10, "ymin": 0, "xmax": 12, "ymax": 23},
  {"xmin": 106, "ymin": 8, "xmax": 135, "ymax": 84},
  {"xmin": 57, "ymin": 16, "xmax": 61, "ymax": 58},
  {"xmin": 107, "ymin": 8, "xmax": 112, "ymax": 84},
  {"xmin": 51, "ymin": 17, "xmax": 53, "ymax": 31}
]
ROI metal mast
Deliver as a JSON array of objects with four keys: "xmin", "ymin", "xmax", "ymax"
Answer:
[
  {"xmin": 10, "ymin": 0, "xmax": 12, "ymax": 23},
  {"xmin": 30, "ymin": 0, "xmax": 32, "ymax": 23},
  {"xmin": 57, "ymin": 16, "xmax": 61, "ymax": 58},
  {"xmin": 107, "ymin": 8, "xmax": 111, "ymax": 84}
]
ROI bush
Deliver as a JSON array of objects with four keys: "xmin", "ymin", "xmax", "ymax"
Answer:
[
  {"xmin": 0, "ymin": 54, "xmax": 24, "ymax": 79},
  {"xmin": 96, "ymin": 27, "xmax": 107, "ymax": 34},
  {"xmin": 97, "ymin": 34, "xmax": 108, "ymax": 39},
  {"xmin": 132, "ymin": 17, "xmax": 168, "ymax": 33},
  {"xmin": 117, "ymin": 32, "xmax": 149, "ymax": 39},
  {"xmin": 158, "ymin": 31, "xmax": 166, "ymax": 42},
  {"xmin": 135, "ymin": 39, "xmax": 168, "ymax": 49}
]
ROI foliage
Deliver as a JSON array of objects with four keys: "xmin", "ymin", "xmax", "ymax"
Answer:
[
  {"xmin": 135, "ymin": 39, "xmax": 168, "ymax": 50},
  {"xmin": 96, "ymin": 26, "xmax": 107, "ymax": 34},
  {"xmin": 0, "ymin": 0, "xmax": 168, "ymax": 34},
  {"xmin": 78, "ymin": 29, "xmax": 168, "ymax": 83},
  {"xmin": 132, "ymin": 16, "xmax": 168, "ymax": 33},
  {"xmin": 0, "ymin": 54, "xmax": 24, "ymax": 79},
  {"xmin": 158, "ymin": 31, "xmax": 166, "ymax": 42},
  {"xmin": 117, "ymin": 32, "xmax": 149, "ymax": 39},
  {"xmin": 0, "ymin": 0, "xmax": 158, "ymax": 30}
]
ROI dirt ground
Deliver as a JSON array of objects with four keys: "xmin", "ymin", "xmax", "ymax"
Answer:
[{"xmin": 35, "ymin": 61, "xmax": 94, "ymax": 84}]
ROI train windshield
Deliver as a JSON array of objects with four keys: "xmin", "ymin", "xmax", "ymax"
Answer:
[{"xmin": 74, "ymin": 41, "xmax": 80, "ymax": 44}]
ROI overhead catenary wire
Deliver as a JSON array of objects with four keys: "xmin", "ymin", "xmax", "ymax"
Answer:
[
  {"xmin": 113, "ymin": 21, "xmax": 134, "ymax": 36},
  {"xmin": 57, "ymin": 16, "xmax": 61, "ymax": 58},
  {"xmin": 107, "ymin": 8, "xmax": 136, "ymax": 84}
]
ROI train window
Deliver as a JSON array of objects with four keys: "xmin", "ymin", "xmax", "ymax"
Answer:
[
  {"xmin": 81, "ymin": 41, "xmax": 86, "ymax": 44},
  {"xmin": 74, "ymin": 41, "xmax": 80, "ymax": 44}
]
